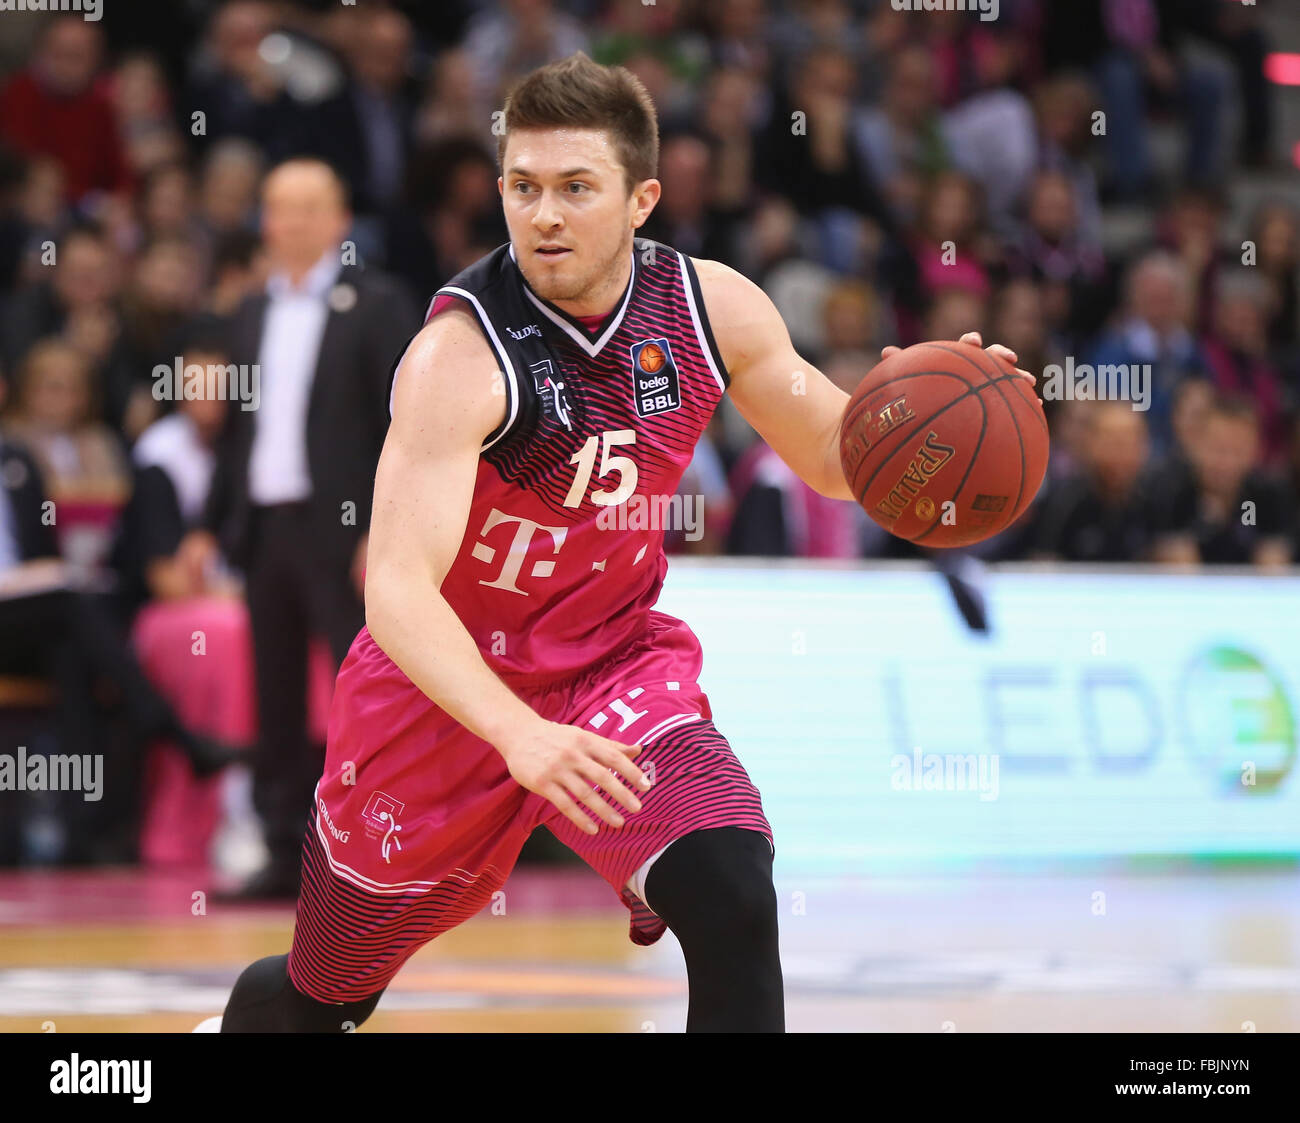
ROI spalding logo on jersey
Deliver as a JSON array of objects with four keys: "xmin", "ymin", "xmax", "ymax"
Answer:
[{"xmin": 629, "ymin": 337, "xmax": 682, "ymax": 418}]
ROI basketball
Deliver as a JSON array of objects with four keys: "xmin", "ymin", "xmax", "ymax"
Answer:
[
  {"xmin": 839, "ymin": 341, "xmax": 1049, "ymax": 548},
  {"xmin": 639, "ymin": 343, "xmax": 666, "ymax": 373}
]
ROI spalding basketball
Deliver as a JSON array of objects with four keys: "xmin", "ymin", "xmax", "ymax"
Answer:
[
  {"xmin": 838, "ymin": 341, "xmax": 1049, "ymax": 548},
  {"xmin": 639, "ymin": 343, "xmax": 666, "ymax": 373}
]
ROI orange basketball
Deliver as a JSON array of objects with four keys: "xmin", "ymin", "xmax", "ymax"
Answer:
[
  {"xmin": 639, "ymin": 343, "xmax": 666, "ymax": 373},
  {"xmin": 838, "ymin": 341, "xmax": 1049, "ymax": 548}
]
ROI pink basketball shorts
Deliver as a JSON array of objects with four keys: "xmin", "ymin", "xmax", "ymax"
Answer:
[{"xmin": 286, "ymin": 611, "xmax": 773, "ymax": 1003}]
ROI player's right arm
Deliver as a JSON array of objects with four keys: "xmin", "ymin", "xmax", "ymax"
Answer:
[{"xmin": 364, "ymin": 305, "xmax": 650, "ymax": 834}]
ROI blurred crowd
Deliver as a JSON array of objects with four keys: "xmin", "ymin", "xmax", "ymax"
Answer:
[
  {"xmin": 0, "ymin": 1, "xmax": 1296, "ymax": 863},
  {"xmin": 1, "ymin": 0, "xmax": 1295, "ymax": 588}
]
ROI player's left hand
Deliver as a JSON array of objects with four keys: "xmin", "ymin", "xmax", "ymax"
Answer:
[{"xmin": 881, "ymin": 331, "xmax": 1038, "ymax": 392}]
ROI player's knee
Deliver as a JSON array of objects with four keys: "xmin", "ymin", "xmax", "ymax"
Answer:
[
  {"xmin": 646, "ymin": 827, "xmax": 777, "ymax": 938},
  {"xmin": 222, "ymin": 953, "xmax": 384, "ymax": 1033}
]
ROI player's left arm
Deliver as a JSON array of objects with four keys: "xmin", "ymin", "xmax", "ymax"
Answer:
[{"xmin": 693, "ymin": 258, "xmax": 1034, "ymax": 500}]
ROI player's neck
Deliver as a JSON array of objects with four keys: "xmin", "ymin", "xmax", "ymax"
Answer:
[{"xmin": 548, "ymin": 249, "xmax": 633, "ymax": 323}]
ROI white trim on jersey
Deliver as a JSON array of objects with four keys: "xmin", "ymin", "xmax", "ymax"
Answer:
[
  {"xmin": 676, "ymin": 251, "xmax": 727, "ymax": 393},
  {"xmin": 510, "ymin": 243, "xmax": 637, "ymax": 358},
  {"xmin": 639, "ymin": 711, "xmax": 702, "ymax": 744},
  {"xmin": 434, "ymin": 285, "xmax": 521, "ymax": 452}
]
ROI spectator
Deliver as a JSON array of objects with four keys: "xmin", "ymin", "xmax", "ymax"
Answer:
[
  {"xmin": 1088, "ymin": 250, "xmax": 1208, "ymax": 456},
  {"xmin": 1007, "ymin": 168, "xmax": 1107, "ymax": 348},
  {"xmin": 1152, "ymin": 186, "xmax": 1230, "ymax": 329},
  {"xmin": 939, "ymin": 21, "xmax": 1038, "ymax": 234},
  {"xmin": 909, "ymin": 171, "xmax": 995, "ymax": 308},
  {"xmin": 1042, "ymin": 0, "xmax": 1228, "ymax": 201},
  {"xmin": 112, "ymin": 236, "xmax": 207, "ymax": 440},
  {"xmin": 696, "ymin": 65, "xmax": 761, "ymax": 220},
  {"xmin": 311, "ymin": 7, "xmax": 417, "ymax": 217},
  {"xmin": 1151, "ymin": 394, "xmax": 1294, "ymax": 568},
  {"xmin": 0, "ymin": 223, "xmax": 122, "ymax": 384},
  {"xmin": 1166, "ymin": 375, "xmax": 1215, "ymax": 474},
  {"xmin": 414, "ymin": 48, "xmax": 481, "ymax": 146},
  {"xmin": 197, "ymin": 139, "xmax": 264, "ymax": 243},
  {"xmin": 639, "ymin": 132, "xmax": 741, "ymax": 264},
  {"xmin": 923, "ymin": 287, "xmax": 989, "ymax": 350},
  {"xmin": 385, "ymin": 137, "xmax": 505, "ymax": 301},
  {"xmin": 0, "ymin": 365, "xmax": 238, "ymax": 864},
  {"xmin": 727, "ymin": 350, "xmax": 870, "ymax": 559},
  {"xmin": 820, "ymin": 278, "xmax": 879, "ymax": 366},
  {"xmin": 1246, "ymin": 199, "xmax": 1299, "ymax": 358},
  {"xmin": 205, "ymin": 229, "xmax": 266, "ymax": 319},
  {"xmin": 854, "ymin": 42, "xmax": 951, "ymax": 229},
  {"xmin": 110, "ymin": 51, "xmax": 185, "ymax": 179},
  {"xmin": 182, "ymin": 158, "xmax": 417, "ymax": 900},
  {"xmin": 115, "ymin": 341, "xmax": 235, "ymax": 613},
  {"xmin": 1032, "ymin": 401, "xmax": 1158, "ymax": 562},
  {"xmin": 1200, "ymin": 270, "xmax": 1289, "ymax": 469},
  {"xmin": 668, "ymin": 419, "xmax": 733, "ymax": 557},
  {"xmin": 134, "ymin": 162, "xmax": 201, "ymax": 249},
  {"xmin": 758, "ymin": 44, "xmax": 895, "ymax": 243},
  {"xmin": 1032, "ymin": 73, "xmax": 1103, "ymax": 250},
  {"xmin": 3, "ymin": 338, "xmax": 130, "ymax": 511},
  {"xmin": 463, "ymin": 0, "xmax": 588, "ymax": 109},
  {"xmin": 0, "ymin": 16, "xmax": 133, "ymax": 204},
  {"xmin": 990, "ymin": 278, "xmax": 1054, "ymax": 392},
  {"xmin": 589, "ymin": 0, "xmax": 712, "ymax": 130},
  {"xmin": 183, "ymin": 1, "xmax": 287, "ymax": 157},
  {"xmin": 702, "ymin": 0, "xmax": 772, "ymax": 82}
]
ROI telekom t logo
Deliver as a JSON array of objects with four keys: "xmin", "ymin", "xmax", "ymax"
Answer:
[{"xmin": 471, "ymin": 508, "xmax": 567, "ymax": 595}]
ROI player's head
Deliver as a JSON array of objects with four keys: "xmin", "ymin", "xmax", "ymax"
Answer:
[{"xmin": 497, "ymin": 52, "xmax": 660, "ymax": 305}]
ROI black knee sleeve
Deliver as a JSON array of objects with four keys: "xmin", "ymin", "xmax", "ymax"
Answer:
[
  {"xmin": 220, "ymin": 954, "xmax": 384, "ymax": 1033},
  {"xmin": 643, "ymin": 827, "xmax": 784, "ymax": 1032}
]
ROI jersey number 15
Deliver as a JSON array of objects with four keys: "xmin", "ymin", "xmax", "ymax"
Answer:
[{"xmin": 564, "ymin": 429, "xmax": 637, "ymax": 508}]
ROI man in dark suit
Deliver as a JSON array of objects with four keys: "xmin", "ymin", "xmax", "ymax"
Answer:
[{"xmin": 183, "ymin": 157, "xmax": 418, "ymax": 898}]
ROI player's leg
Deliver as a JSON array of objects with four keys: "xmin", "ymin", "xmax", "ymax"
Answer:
[
  {"xmin": 220, "ymin": 952, "xmax": 382, "ymax": 1033},
  {"xmin": 640, "ymin": 824, "xmax": 784, "ymax": 1032},
  {"xmin": 536, "ymin": 668, "xmax": 785, "ymax": 1032},
  {"xmin": 221, "ymin": 788, "xmax": 529, "ymax": 1031},
  {"xmin": 219, "ymin": 630, "xmax": 534, "ymax": 1031}
]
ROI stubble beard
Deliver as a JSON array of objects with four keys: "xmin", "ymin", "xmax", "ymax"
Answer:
[{"xmin": 523, "ymin": 233, "xmax": 631, "ymax": 307}]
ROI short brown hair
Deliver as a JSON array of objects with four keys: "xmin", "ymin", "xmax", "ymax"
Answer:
[{"xmin": 497, "ymin": 52, "xmax": 659, "ymax": 192}]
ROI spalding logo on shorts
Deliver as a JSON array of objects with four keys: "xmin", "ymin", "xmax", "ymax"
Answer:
[{"xmin": 629, "ymin": 337, "xmax": 682, "ymax": 419}]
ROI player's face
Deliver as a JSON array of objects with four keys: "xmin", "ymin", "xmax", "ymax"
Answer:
[{"xmin": 500, "ymin": 128, "xmax": 658, "ymax": 309}]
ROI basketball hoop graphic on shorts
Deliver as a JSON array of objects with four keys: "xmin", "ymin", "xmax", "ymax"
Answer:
[{"xmin": 361, "ymin": 791, "xmax": 406, "ymax": 863}]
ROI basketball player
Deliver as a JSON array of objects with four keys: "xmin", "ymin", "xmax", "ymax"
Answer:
[{"xmin": 208, "ymin": 53, "xmax": 1032, "ymax": 1033}]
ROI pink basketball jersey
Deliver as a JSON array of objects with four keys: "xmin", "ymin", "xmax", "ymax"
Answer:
[{"xmin": 392, "ymin": 238, "xmax": 729, "ymax": 685}]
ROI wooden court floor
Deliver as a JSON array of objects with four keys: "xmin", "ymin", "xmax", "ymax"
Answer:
[{"xmin": 2, "ymin": 866, "xmax": 1298, "ymax": 1032}]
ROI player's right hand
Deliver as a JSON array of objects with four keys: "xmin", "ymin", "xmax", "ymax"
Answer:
[{"xmin": 499, "ymin": 720, "xmax": 651, "ymax": 835}]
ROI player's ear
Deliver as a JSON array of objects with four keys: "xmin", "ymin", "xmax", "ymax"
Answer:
[
  {"xmin": 497, "ymin": 177, "xmax": 504, "ymax": 197},
  {"xmin": 631, "ymin": 178, "xmax": 661, "ymax": 228}
]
